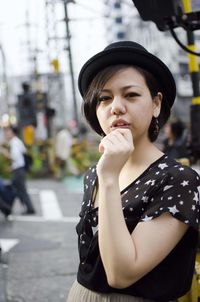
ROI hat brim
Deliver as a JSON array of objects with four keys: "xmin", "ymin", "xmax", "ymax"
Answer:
[{"xmin": 78, "ymin": 46, "xmax": 176, "ymax": 127}]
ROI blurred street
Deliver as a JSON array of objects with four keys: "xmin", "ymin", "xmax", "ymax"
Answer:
[
  {"xmin": 0, "ymin": 177, "xmax": 83, "ymax": 302},
  {"xmin": 0, "ymin": 1, "xmax": 200, "ymax": 301}
]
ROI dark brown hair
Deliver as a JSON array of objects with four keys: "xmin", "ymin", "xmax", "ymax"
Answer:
[{"xmin": 82, "ymin": 65, "xmax": 162, "ymax": 142}]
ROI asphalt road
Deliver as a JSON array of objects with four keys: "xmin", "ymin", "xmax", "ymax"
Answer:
[{"xmin": 0, "ymin": 177, "xmax": 83, "ymax": 302}]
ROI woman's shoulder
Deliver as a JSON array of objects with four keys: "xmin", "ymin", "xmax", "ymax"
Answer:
[
  {"xmin": 154, "ymin": 155, "xmax": 199, "ymax": 179},
  {"xmin": 163, "ymin": 156, "xmax": 200, "ymax": 182}
]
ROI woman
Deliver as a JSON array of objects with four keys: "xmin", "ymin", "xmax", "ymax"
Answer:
[{"xmin": 67, "ymin": 41, "xmax": 200, "ymax": 302}]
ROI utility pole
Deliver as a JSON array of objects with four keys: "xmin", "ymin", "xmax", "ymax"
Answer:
[
  {"xmin": 182, "ymin": 0, "xmax": 200, "ymax": 162},
  {"xmin": 0, "ymin": 44, "xmax": 9, "ymax": 113},
  {"xmin": 62, "ymin": 0, "xmax": 79, "ymax": 132}
]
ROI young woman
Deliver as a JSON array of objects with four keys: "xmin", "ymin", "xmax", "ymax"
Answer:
[{"xmin": 67, "ymin": 41, "xmax": 200, "ymax": 302}]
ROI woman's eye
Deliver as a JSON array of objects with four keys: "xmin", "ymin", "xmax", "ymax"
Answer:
[
  {"xmin": 98, "ymin": 96, "xmax": 111, "ymax": 102},
  {"xmin": 126, "ymin": 92, "xmax": 140, "ymax": 98}
]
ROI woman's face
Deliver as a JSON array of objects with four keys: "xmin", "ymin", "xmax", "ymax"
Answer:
[{"xmin": 96, "ymin": 67, "xmax": 162, "ymax": 143}]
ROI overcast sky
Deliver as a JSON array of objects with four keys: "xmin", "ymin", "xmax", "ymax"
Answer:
[{"xmin": 0, "ymin": 0, "xmax": 106, "ymax": 77}]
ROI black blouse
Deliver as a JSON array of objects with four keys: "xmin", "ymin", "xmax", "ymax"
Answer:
[{"xmin": 76, "ymin": 155, "xmax": 200, "ymax": 302}]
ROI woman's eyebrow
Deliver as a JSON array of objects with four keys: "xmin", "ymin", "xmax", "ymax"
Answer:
[
  {"xmin": 100, "ymin": 85, "xmax": 140, "ymax": 93},
  {"xmin": 121, "ymin": 85, "xmax": 140, "ymax": 90}
]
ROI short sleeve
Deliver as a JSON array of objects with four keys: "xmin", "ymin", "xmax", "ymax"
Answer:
[
  {"xmin": 140, "ymin": 165, "xmax": 200, "ymax": 230},
  {"xmin": 79, "ymin": 165, "xmax": 97, "ymax": 216}
]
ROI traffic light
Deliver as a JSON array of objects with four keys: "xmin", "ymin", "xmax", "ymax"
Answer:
[
  {"xmin": 17, "ymin": 92, "xmax": 37, "ymax": 128},
  {"xmin": 51, "ymin": 58, "xmax": 60, "ymax": 73},
  {"xmin": 132, "ymin": 0, "xmax": 200, "ymax": 31},
  {"xmin": 45, "ymin": 107, "xmax": 56, "ymax": 118}
]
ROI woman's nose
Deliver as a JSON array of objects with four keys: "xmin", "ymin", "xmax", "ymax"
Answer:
[{"xmin": 110, "ymin": 97, "xmax": 126, "ymax": 115}]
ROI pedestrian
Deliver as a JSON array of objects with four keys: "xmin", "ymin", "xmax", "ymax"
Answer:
[
  {"xmin": 67, "ymin": 41, "xmax": 200, "ymax": 302},
  {"xmin": 162, "ymin": 118, "xmax": 188, "ymax": 159},
  {"xmin": 1, "ymin": 126, "xmax": 35, "ymax": 215},
  {"xmin": 55, "ymin": 126, "xmax": 73, "ymax": 180}
]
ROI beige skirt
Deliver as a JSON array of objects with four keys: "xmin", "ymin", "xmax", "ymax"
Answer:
[{"xmin": 67, "ymin": 280, "xmax": 155, "ymax": 302}]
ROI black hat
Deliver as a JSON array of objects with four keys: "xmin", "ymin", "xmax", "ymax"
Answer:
[{"xmin": 78, "ymin": 41, "xmax": 176, "ymax": 127}]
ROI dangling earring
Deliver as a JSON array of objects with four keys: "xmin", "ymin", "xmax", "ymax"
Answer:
[
  {"xmin": 153, "ymin": 117, "xmax": 160, "ymax": 137},
  {"xmin": 149, "ymin": 116, "xmax": 160, "ymax": 141}
]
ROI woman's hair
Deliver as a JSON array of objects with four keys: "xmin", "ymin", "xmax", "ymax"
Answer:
[
  {"xmin": 170, "ymin": 119, "xmax": 185, "ymax": 139},
  {"xmin": 82, "ymin": 64, "xmax": 162, "ymax": 142}
]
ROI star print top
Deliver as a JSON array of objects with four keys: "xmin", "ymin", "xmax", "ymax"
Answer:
[{"xmin": 76, "ymin": 155, "xmax": 200, "ymax": 302}]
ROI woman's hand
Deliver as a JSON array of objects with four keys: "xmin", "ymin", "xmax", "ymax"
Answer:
[{"xmin": 97, "ymin": 128, "xmax": 134, "ymax": 178}]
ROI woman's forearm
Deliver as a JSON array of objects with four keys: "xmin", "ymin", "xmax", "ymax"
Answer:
[{"xmin": 98, "ymin": 176, "xmax": 137, "ymax": 288}]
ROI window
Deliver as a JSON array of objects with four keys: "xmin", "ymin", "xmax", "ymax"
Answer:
[
  {"xmin": 115, "ymin": 17, "xmax": 122, "ymax": 23},
  {"xmin": 114, "ymin": 2, "xmax": 121, "ymax": 9},
  {"xmin": 117, "ymin": 32, "xmax": 125, "ymax": 39}
]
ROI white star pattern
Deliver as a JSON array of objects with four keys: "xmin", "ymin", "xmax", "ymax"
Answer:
[
  {"xmin": 158, "ymin": 163, "xmax": 168, "ymax": 170},
  {"xmin": 142, "ymin": 196, "xmax": 148, "ymax": 203},
  {"xmin": 193, "ymin": 192, "xmax": 199, "ymax": 204},
  {"xmin": 181, "ymin": 180, "xmax": 189, "ymax": 187},
  {"xmin": 141, "ymin": 215, "xmax": 153, "ymax": 221},
  {"xmin": 168, "ymin": 205, "xmax": 179, "ymax": 215},
  {"xmin": 163, "ymin": 185, "xmax": 173, "ymax": 191},
  {"xmin": 81, "ymin": 155, "xmax": 200, "ymax": 245},
  {"xmin": 145, "ymin": 179, "xmax": 155, "ymax": 186}
]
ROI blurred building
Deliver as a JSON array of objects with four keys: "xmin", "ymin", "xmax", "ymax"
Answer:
[
  {"xmin": 104, "ymin": 0, "xmax": 126, "ymax": 42},
  {"xmin": 5, "ymin": 72, "xmax": 71, "ymax": 138},
  {"xmin": 103, "ymin": 0, "xmax": 200, "ymax": 125}
]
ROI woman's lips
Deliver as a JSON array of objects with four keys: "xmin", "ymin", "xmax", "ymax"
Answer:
[
  {"xmin": 111, "ymin": 125, "xmax": 130, "ymax": 129},
  {"xmin": 111, "ymin": 119, "xmax": 130, "ymax": 129}
]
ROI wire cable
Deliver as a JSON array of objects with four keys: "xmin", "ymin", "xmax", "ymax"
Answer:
[{"xmin": 169, "ymin": 26, "xmax": 200, "ymax": 56}]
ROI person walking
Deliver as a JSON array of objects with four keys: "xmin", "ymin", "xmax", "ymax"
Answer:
[
  {"xmin": 162, "ymin": 118, "xmax": 188, "ymax": 159},
  {"xmin": 55, "ymin": 126, "xmax": 73, "ymax": 180},
  {"xmin": 2, "ymin": 126, "xmax": 35, "ymax": 215},
  {"xmin": 67, "ymin": 41, "xmax": 200, "ymax": 302}
]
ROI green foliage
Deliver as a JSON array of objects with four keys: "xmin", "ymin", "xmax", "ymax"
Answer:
[
  {"xmin": 0, "ymin": 154, "xmax": 11, "ymax": 179},
  {"xmin": 69, "ymin": 139, "xmax": 100, "ymax": 175}
]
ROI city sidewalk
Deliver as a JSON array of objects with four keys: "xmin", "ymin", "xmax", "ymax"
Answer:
[{"xmin": 0, "ymin": 178, "xmax": 83, "ymax": 302}]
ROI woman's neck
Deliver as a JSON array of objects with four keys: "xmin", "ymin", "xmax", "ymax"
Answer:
[{"xmin": 118, "ymin": 140, "xmax": 163, "ymax": 192}]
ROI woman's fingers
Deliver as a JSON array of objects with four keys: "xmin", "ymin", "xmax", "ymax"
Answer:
[{"xmin": 99, "ymin": 128, "xmax": 134, "ymax": 154}]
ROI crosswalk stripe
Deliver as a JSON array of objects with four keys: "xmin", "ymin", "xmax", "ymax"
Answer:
[
  {"xmin": 7, "ymin": 215, "xmax": 79, "ymax": 223},
  {"xmin": 40, "ymin": 190, "xmax": 63, "ymax": 220},
  {"xmin": 0, "ymin": 239, "xmax": 19, "ymax": 253}
]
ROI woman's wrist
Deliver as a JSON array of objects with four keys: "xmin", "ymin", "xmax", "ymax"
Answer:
[{"xmin": 98, "ymin": 174, "xmax": 119, "ymax": 188}]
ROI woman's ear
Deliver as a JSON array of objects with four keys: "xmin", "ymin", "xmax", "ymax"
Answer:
[{"xmin": 153, "ymin": 92, "xmax": 162, "ymax": 118}]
